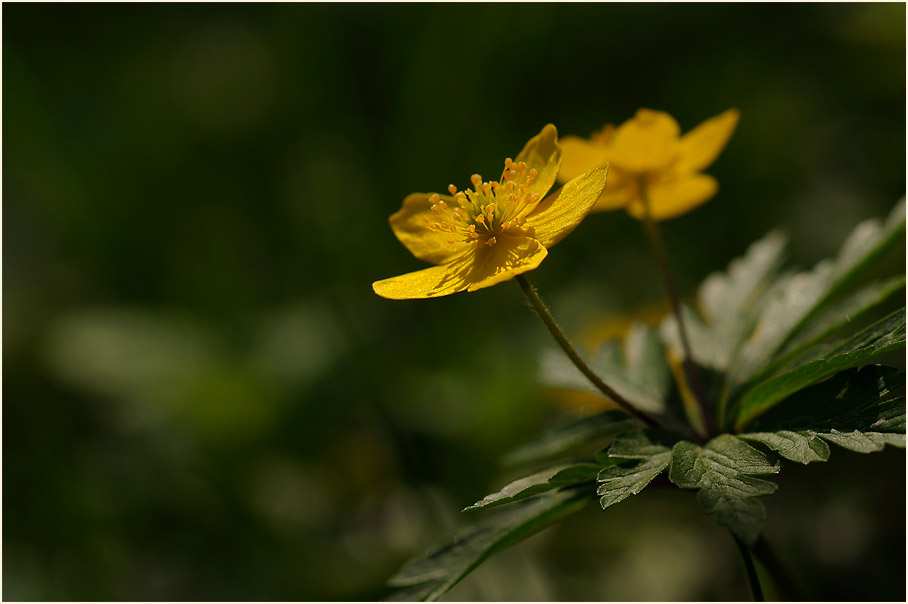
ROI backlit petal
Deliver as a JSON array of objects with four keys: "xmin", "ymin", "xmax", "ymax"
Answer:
[
  {"xmin": 626, "ymin": 173, "xmax": 718, "ymax": 221},
  {"xmin": 675, "ymin": 109, "xmax": 740, "ymax": 173},
  {"xmin": 372, "ymin": 248, "xmax": 479, "ymax": 299},
  {"xmin": 516, "ymin": 124, "xmax": 562, "ymax": 202},
  {"xmin": 373, "ymin": 235, "xmax": 548, "ymax": 299},
  {"xmin": 592, "ymin": 178, "xmax": 636, "ymax": 213},
  {"xmin": 525, "ymin": 162, "xmax": 609, "ymax": 248},
  {"xmin": 465, "ymin": 234, "xmax": 549, "ymax": 292},
  {"xmin": 389, "ymin": 193, "xmax": 470, "ymax": 265},
  {"xmin": 557, "ymin": 135, "xmax": 610, "ymax": 183},
  {"xmin": 609, "ymin": 109, "xmax": 681, "ymax": 173}
]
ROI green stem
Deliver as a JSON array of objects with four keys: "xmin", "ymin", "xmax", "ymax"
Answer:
[
  {"xmin": 753, "ymin": 536, "xmax": 801, "ymax": 600},
  {"xmin": 637, "ymin": 178, "xmax": 715, "ymax": 438},
  {"xmin": 515, "ymin": 274, "xmax": 660, "ymax": 429},
  {"xmin": 734, "ymin": 534, "xmax": 765, "ymax": 602}
]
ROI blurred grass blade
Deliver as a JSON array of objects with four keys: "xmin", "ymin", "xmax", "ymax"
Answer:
[{"xmin": 387, "ymin": 491, "xmax": 588, "ymax": 601}]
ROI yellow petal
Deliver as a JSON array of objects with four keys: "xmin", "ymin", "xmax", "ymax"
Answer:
[
  {"xmin": 557, "ymin": 135, "xmax": 610, "ymax": 184},
  {"xmin": 525, "ymin": 162, "xmax": 609, "ymax": 248},
  {"xmin": 389, "ymin": 192, "xmax": 470, "ymax": 265},
  {"xmin": 675, "ymin": 109, "xmax": 740, "ymax": 173},
  {"xmin": 372, "ymin": 236, "xmax": 548, "ymax": 299},
  {"xmin": 373, "ymin": 248, "xmax": 479, "ymax": 299},
  {"xmin": 515, "ymin": 124, "xmax": 562, "ymax": 202},
  {"xmin": 608, "ymin": 108, "xmax": 681, "ymax": 173},
  {"xmin": 466, "ymin": 235, "xmax": 548, "ymax": 292},
  {"xmin": 626, "ymin": 173, "xmax": 718, "ymax": 221},
  {"xmin": 592, "ymin": 178, "xmax": 636, "ymax": 213}
]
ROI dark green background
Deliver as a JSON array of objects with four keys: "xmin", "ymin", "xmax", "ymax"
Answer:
[{"xmin": 4, "ymin": 3, "xmax": 905, "ymax": 600}]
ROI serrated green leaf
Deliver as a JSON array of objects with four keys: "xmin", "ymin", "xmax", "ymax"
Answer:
[
  {"xmin": 822, "ymin": 429, "xmax": 904, "ymax": 451},
  {"xmin": 696, "ymin": 488, "xmax": 769, "ymax": 546},
  {"xmin": 597, "ymin": 456, "xmax": 672, "ymax": 509},
  {"xmin": 659, "ymin": 230, "xmax": 792, "ymax": 429},
  {"xmin": 734, "ymin": 308, "xmax": 906, "ymax": 429},
  {"xmin": 820, "ymin": 199, "xmax": 906, "ymax": 302},
  {"xmin": 816, "ymin": 428, "xmax": 905, "ymax": 453},
  {"xmin": 749, "ymin": 399, "xmax": 905, "ymax": 456},
  {"xmin": 839, "ymin": 394, "xmax": 906, "ymax": 433},
  {"xmin": 464, "ymin": 463, "xmax": 601, "ymax": 511},
  {"xmin": 773, "ymin": 276, "xmax": 905, "ymax": 369},
  {"xmin": 540, "ymin": 322, "xmax": 670, "ymax": 414},
  {"xmin": 597, "ymin": 430, "xmax": 673, "ymax": 509},
  {"xmin": 727, "ymin": 201, "xmax": 906, "ymax": 391},
  {"xmin": 623, "ymin": 321, "xmax": 673, "ymax": 395},
  {"xmin": 607, "ymin": 428, "xmax": 679, "ymax": 459},
  {"xmin": 690, "ymin": 230, "xmax": 790, "ymax": 370},
  {"xmin": 699, "ymin": 230, "xmax": 789, "ymax": 330},
  {"xmin": 662, "ymin": 231, "xmax": 789, "ymax": 374},
  {"xmin": 669, "ymin": 435, "xmax": 779, "ymax": 544},
  {"xmin": 743, "ymin": 365, "xmax": 904, "ymax": 431},
  {"xmin": 738, "ymin": 430, "xmax": 831, "ymax": 464},
  {"xmin": 502, "ymin": 411, "xmax": 636, "ymax": 466},
  {"xmin": 660, "ymin": 304, "xmax": 726, "ymax": 370},
  {"xmin": 387, "ymin": 491, "xmax": 587, "ymax": 601},
  {"xmin": 739, "ymin": 365, "xmax": 905, "ymax": 462}
]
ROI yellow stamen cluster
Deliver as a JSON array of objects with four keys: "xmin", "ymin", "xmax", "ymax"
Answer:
[{"xmin": 423, "ymin": 158, "xmax": 541, "ymax": 247}]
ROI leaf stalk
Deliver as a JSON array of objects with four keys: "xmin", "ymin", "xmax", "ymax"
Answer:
[
  {"xmin": 516, "ymin": 274, "xmax": 660, "ymax": 429},
  {"xmin": 637, "ymin": 177, "xmax": 716, "ymax": 438},
  {"xmin": 733, "ymin": 533, "xmax": 765, "ymax": 601}
]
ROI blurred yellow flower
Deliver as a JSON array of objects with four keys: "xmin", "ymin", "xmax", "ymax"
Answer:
[
  {"xmin": 373, "ymin": 125, "xmax": 609, "ymax": 299},
  {"xmin": 559, "ymin": 108, "xmax": 739, "ymax": 221}
]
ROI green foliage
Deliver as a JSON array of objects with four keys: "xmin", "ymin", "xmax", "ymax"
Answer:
[
  {"xmin": 541, "ymin": 322, "xmax": 672, "ymax": 415},
  {"xmin": 389, "ymin": 202, "xmax": 905, "ymax": 599},
  {"xmin": 740, "ymin": 365, "xmax": 906, "ymax": 461},
  {"xmin": 502, "ymin": 410, "xmax": 637, "ymax": 466},
  {"xmin": 672, "ymin": 230, "xmax": 790, "ymax": 371},
  {"xmin": 725, "ymin": 200, "xmax": 905, "ymax": 394},
  {"xmin": 734, "ymin": 308, "xmax": 906, "ymax": 428},
  {"xmin": 773, "ymin": 276, "xmax": 905, "ymax": 369},
  {"xmin": 739, "ymin": 430, "xmax": 832, "ymax": 464},
  {"xmin": 4, "ymin": 4, "xmax": 905, "ymax": 600},
  {"xmin": 464, "ymin": 464, "xmax": 602, "ymax": 511},
  {"xmin": 668, "ymin": 435, "xmax": 780, "ymax": 544},
  {"xmin": 597, "ymin": 431, "xmax": 673, "ymax": 509},
  {"xmin": 387, "ymin": 492, "xmax": 589, "ymax": 601}
]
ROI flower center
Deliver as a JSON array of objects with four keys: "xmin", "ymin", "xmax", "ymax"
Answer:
[{"xmin": 424, "ymin": 158, "xmax": 540, "ymax": 247}]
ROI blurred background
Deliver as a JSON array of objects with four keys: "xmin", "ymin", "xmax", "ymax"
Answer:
[{"xmin": 3, "ymin": 3, "xmax": 905, "ymax": 600}]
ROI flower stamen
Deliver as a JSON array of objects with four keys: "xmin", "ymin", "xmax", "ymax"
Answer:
[{"xmin": 425, "ymin": 158, "xmax": 541, "ymax": 246}]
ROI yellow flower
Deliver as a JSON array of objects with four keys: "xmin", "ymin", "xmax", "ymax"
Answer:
[
  {"xmin": 373, "ymin": 125, "xmax": 609, "ymax": 299},
  {"xmin": 558, "ymin": 108, "xmax": 739, "ymax": 221}
]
